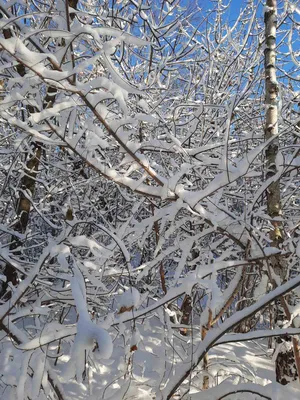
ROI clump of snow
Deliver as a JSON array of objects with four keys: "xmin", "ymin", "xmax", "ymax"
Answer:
[
  {"xmin": 293, "ymin": 315, "xmax": 300, "ymax": 328},
  {"xmin": 117, "ymin": 287, "xmax": 140, "ymax": 313},
  {"xmin": 63, "ymin": 266, "xmax": 113, "ymax": 382},
  {"xmin": 254, "ymin": 273, "xmax": 268, "ymax": 299}
]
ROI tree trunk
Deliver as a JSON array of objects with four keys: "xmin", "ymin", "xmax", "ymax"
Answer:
[
  {"xmin": 0, "ymin": 13, "xmax": 40, "ymax": 297},
  {"xmin": 1, "ymin": 145, "xmax": 42, "ymax": 294},
  {"xmin": 264, "ymin": 0, "xmax": 298, "ymax": 384},
  {"xmin": 0, "ymin": 0, "xmax": 79, "ymax": 299}
]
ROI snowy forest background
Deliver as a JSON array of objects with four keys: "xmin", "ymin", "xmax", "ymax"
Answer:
[{"xmin": 0, "ymin": 0, "xmax": 300, "ymax": 399}]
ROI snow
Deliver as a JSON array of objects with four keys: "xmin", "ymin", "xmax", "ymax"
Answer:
[
  {"xmin": 215, "ymin": 328, "xmax": 300, "ymax": 346},
  {"xmin": 31, "ymin": 351, "xmax": 46, "ymax": 399},
  {"xmin": 62, "ymin": 266, "xmax": 113, "ymax": 381},
  {"xmin": 1, "ymin": 2, "xmax": 300, "ymax": 399},
  {"xmin": 29, "ymin": 100, "xmax": 76, "ymax": 123},
  {"xmin": 189, "ymin": 381, "xmax": 300, "ymax": 399},
  {"xmin": 161, "ymin": 274, "xmax": 300, "ymax": 399},
  {"xmin": 296, "ymin": 240, "xmax": 300, "ymax": 258},
  {"xmin": 16, "ymin": 351, "xmax": 32, "ymax": 400},
  {"xmin": 117, "ymin": 287, "xmax": 141, "ymax": 310}
]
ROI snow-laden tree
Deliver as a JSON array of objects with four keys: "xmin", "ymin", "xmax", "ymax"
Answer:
[{"xmin": 0, "ymin": 0, "xmax": 300, "ymax": 399}]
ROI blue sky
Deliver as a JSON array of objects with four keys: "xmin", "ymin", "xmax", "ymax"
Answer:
[{"xmin": 200, "ymin": 0, "xmax": 250, "ymax": 23}]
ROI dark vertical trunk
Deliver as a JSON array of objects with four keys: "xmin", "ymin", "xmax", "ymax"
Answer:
[
  {"xmin": 276, "ymin": 336, "xmax": 298, "ymax": 385},
  {"xmin": 180, "ymin": 246, "xmax": 199, "ymax": 335},
  {"xmin": 0, "ymin": 0, "xmax": 79, "ymax": 298},
  {"xmin": 0, "ymin": 13, "xmax": 41, "ymax": 297},
  {"xmin": 1, "ymin": 142, "xmax": 42, "ymax": 297},
  {"xmin": 0, "ymin": 8, "xmax": 60, "ymax": 297}
]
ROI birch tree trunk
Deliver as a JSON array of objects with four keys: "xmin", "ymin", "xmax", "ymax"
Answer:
[{"xmin": 264, "ymin": 0, "xmax": 298, "ymax": 384}]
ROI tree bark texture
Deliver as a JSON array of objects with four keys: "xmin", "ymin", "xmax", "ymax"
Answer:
[
  {"xmin": 0, "ymin": 0, "xmax": 80, "ymax": 298},
  {"xmin": 264, "ymin": 0, "xmax": 298, "ymax": 384}
]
